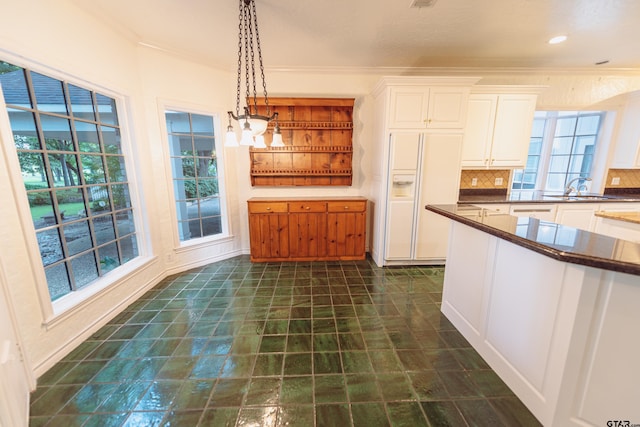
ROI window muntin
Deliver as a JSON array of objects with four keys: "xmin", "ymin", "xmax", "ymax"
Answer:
[
  {"xmin": 1, "ymin": 61, "xmax": 139, "ymax": 301},
  {"xmin": 165, "ymin": 110, "xmax": 222, "ymax": 242}
]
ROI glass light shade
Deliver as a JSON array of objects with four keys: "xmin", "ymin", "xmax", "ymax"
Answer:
[
  {"xmin": 225, "ymin": 127, "xmax": 239, "ymax": 147},
  {"xmin": 253, "ymin": 135, "xmax": 266, "ymax": 148},
  {"xmin": 247, "ymin": 117, "xmax": 269, "ymax": 136},
  {"xmin": 270, "ymin": 132, "xmax": 284, "ymax": 147},
  {"xmin": 240, "ymin": 128, "xmax": 254, "ymax": 146}
]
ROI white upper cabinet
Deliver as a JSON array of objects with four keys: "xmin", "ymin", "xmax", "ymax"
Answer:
[
  {"xmin": 388, "ymin": 86, "xmax": 471, "ymax": 129},
  {"xmin": 461, "ymin": 87, "xmax": 541, "ymax": 169},
  {"xmin": 610, "ymin": 90, "xmax": 640, "ymax": 168}
]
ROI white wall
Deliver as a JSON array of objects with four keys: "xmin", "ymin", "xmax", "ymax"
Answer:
[{"xmin": 2, "ymin": 0, "xmax": 640, "ymax": 390}]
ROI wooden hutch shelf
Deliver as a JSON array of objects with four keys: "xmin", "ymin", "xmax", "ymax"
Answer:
[{"xmin": 249, "ymin": 97, "xmax": 355, "ymax": 186}]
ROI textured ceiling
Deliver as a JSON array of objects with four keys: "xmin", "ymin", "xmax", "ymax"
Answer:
[{"xmin": 72, "ymin": 0, "xmax": 640, "ymax": 71}]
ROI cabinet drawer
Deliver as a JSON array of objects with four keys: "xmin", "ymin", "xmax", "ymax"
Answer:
[
  {"xmin": 288, "ymin": 201, "xmax": 327, "ymax": 213},
  {"xmin": 248, "ymin": 202, "xmax": 288, "ymax": 213},
  {"xmin": 327, "ymin": 201, "xmax": 366, "ymax": 212}
]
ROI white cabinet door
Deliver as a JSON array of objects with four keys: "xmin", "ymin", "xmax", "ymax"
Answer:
[
  {"xmin": 461, "ymin": 95, "xmax": 497, "ymax": 167},
  {"xmin": 389, "ymin": 86, "xmax": 430, "ymax": 129},
  {"xmin": 609, "ymin": 91, "xmax": 640, "ymax": 168},
  {"xmin": 427, "ymin": 87, "xmax": 470, "ymax": 129},
  {"xmin": 490, "ymin": 94, "xmax": 538, "ymax": 168},
  {"xmin": 388, "ymin": 86, "xmax": 469, "ymax": 129},
  {"xmin": 555, "ymin": 204, "xmax": 599, "ymax": 231},
  {"xmin": 462, "ymin": 93, "xmax": 538, "ymax": 169}
]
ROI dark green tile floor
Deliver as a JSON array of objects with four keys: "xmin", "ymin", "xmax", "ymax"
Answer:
[{"xmin": 29, "ymin": 256, "xmax": 542, "ymax": 426}]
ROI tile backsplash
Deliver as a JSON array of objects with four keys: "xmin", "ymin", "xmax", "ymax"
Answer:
[
  {"xmin": 605, "ymin": 169, "xmax": 640, "ymax": 188},
  {"xmin": 460, "ymin": 169, "xmax": 511, "ymax": 189}
]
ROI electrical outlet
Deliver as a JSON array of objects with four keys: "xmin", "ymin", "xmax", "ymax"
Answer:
[
  {"xmin": 611, "ymin": 177, "xmax": 621, "ymax": 185},
  {"xmin": 495, "ymin": 177, "xmax": 503, "ymax": 186},
  {"xmin": 471, "ymin": 178, "xmax": 478, "ymax": 187}
]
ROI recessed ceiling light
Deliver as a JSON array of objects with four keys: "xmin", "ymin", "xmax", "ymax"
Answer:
[{"xmin": 548, "ymin": 35, "xmax": 567, "ymax": 44}]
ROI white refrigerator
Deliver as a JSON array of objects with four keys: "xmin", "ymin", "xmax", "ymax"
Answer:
[{"xmin": 384, "ymin": 132, "xmax": 463, "ymax": 264}]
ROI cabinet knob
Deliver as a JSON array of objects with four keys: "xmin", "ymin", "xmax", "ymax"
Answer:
[
  {"xmin": 305, "ymin": 206, "xmax": 310, "ymax": 210},
  {"xmin": 266, "ymin": 207, "xmax": 271, "ymax": 210},
  {"xmin": 344, "ymin": 206, "xmax": 349, "ymax": 210}
]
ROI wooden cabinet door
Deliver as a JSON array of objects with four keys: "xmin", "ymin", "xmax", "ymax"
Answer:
[
  {"xmin": 288, "ymin": 201, "xmax": 328, "ymax": 259},
  {"xmin": 248, "ymin": 201, "xmax": 289, "ymax": 261},
  {"xmin": 327, "ymin": 201, "xmax": 366, "ymax": 259}
]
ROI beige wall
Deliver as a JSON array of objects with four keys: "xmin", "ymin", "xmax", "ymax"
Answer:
[{"xmin": 2, "ymin": 0, "xmax": 640, "ymax": 381}]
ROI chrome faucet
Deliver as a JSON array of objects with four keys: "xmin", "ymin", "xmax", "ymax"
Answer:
[{"xmin": 564, "ymin": 177, "xmax": 592, "ymax": 196}]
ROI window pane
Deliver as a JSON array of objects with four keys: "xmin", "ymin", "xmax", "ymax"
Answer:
[
  {"xmin": 198, "ymin": 178, "xmax": 218, "ymax": 198},
  {"xmin": 551, "ymin": 137, "xmax": 573, "ymax": 155},
  {"xmin": 554, "ymin": 117, "xmax": 577, "ymax": 136},
  {"xmin": 48, "ymin": 153, "xmax": 80, "ymax": 187},
  {"xmin": 31, "ymin": 72, "xmax": 68, "ymax": 115},
  {"xmin": 202, "ymin": 216, "xmax": 222, "ymax": 237},
  {"xmin": 20, "ymin": 152, "xmax": 49, "ymax": 190},
  {"xmin": 37, "ymin": 228, "xmax": 64, "ymax": 266},
  {"xmin": 0, "ymin": 63, "xmax": 32, "ymax": 107},
  {"xmin": 29, "ymin": 190, "xmax": 54, "ymax": 229},
  {"xmin": 180, "ymin": 158, "xmax": 195, "ymax": 177},
  {"xmin": 194, "ymin": 137, "xmax": 214, "ymax": 156},
  {"xmin": 530, "ymin": 118, "xmax": 546, "ymax": 138},
  {"xmin": 41, "ymin": 115, "xmax": 73, "ymax": 151},
  {"xmin": 166, "ymin": 111, "xmax": 191, "ymax": 133},
  {"xmin": 105, "ymin": 156, "xmax": 127, "ymax": 184},
  {"xmin": 9, "ymin": 109, "xmax": 39, "ymax": 149},
  {"xmin": 116, "ymin": 210, "xmax": 135, "ymax": 235},
  {"xmin": 576, "ymin": 115, "xmax": 600, "ymax": 135},
  {"xmin": 93, "ymin": 215, "xmax": 116, "ymax": 245},
  {"xmin": 101, "ymin": 126, "xmax": 121, "ymax": 154},
  {"xmin": 120, "ymin": 235, "xmax": 138, "ymax": 262},
  {"xmin": 548, "ymin": 155, "xmax": 569, "ymax": 173},
  {"xmin": 88, "ymin": 185, "xmax": 111, "ymax": 213},
  {"xmin": 68, "ymin": 84, "xmax": 95, "ymax": 121},
  {"xmin": 112, "ymin": 184, "xmax": 132, "ymax": 210},
  {"xmin": 95, "ymin": 94, "xmax": 118, "ymax": 125},
  {"xmin": 55, "ymin": 188, "xmax": 85, "ymax": 220},
  {"xmin": 45, "ymin": 263, "xmax": 71, "ymax": 301},
  {"xmin": 99, "ymin": 243, "xmax": 121, "ymax": 273},
  {"xmin": 80, "ymin": 154, "xmax": 106, "ymax": 184},
  {"xmin": 191, "ymin": 114, "xmax": 214, "ymax": 135},
  {"xmin": 75, "ymin": 121, "xmax": 100, "ymax": 152},
  {"xmin": 63, "ymin": 220, "xmax": 93, "ymax": 256},
  {"xmin": 71, "ymin": 252, "xmax": 99, "ymax": 289}
]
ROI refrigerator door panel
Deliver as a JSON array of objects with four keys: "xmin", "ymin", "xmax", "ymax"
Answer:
[
  {"xmin": 385, "ymin": 200, "xmax": 415, "ymax": 259},
  {"xmin": 389, "ymin": 134, "xmax": 421, "ymax": 170},
  {"xmin": 414, "ymin": 134, "xmax": 463, "ymax": 260}
]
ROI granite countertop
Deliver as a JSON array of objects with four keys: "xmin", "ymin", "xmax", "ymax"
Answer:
[
  {"xmin": 458, "ymin": 189, "xmax": 640, "ymax": 204},
  {"xmin": 426, "ymin": 203, "xmax": 640, "ymax": 276},
  {"xmin": 594, "ymin": 211, "xmax": 640, "ymax": 225}
]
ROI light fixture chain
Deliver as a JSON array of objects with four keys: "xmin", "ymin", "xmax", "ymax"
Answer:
[
  {"xmin": 247, "ymin": 1, "xmax": 258, "ymax": 116},
  {"xmin": 252, "ymin": 0, "xmax": 270, "ymax": 116},
  {"xmin": 235, "ymin": 0, "xmax": 244, "ymax": 117},
  {"xmin": 243, "ymin": 2, "xmax": 251, "ymax": 116}
]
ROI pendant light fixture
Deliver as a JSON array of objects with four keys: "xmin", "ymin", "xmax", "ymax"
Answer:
[{"xmin": 225, "ymin": 0, "xmax": 278, "ymax": 147}]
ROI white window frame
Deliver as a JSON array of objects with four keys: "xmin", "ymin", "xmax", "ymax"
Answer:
[
  {"xmin": 157, "ymin": 100, "xmax": 233, "ymax": 250},
  {"xmin": 0, "ymin": 55, "xmax": 150, "ymax": 324}
]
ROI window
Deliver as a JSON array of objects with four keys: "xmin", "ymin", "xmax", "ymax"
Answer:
[
  {"xmin": 0, "ymin": 61, "xmax": 138, "ymax": 301},
  {"xmin": 165, "ymin": 110, "xmax": 222, "ymax": 241},
  {"xmin": 512, "ymin": 111, "xmax": 605, "ymax": 193}
]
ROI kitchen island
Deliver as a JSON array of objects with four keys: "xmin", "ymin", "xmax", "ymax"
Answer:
[{"xmin": 427, "ymin": 204, "xmax": 640, "ymax": 427}]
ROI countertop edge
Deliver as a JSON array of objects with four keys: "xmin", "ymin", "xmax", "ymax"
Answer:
[{"xmin": 426, "ymin": 204, "xmax": 640, "ymax": 276}]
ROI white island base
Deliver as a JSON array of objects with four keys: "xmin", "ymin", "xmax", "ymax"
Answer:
[{"xmin": 442, "ymin": 221, "xmax": 640, "ymax": 426}]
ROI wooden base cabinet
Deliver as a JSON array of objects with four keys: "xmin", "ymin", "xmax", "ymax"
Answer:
[{"xmin": 248, "ymin": 198, "xmax": 367, "ymax": 262}]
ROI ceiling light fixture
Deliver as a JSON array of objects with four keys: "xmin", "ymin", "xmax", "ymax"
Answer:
[
  {"xmin": 225, "ymin": 0, "xmax": 278, "ymax": 147},
  {"xmin": 548, "ymin": 35, "xmax": 567, "ymax": 44}
]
